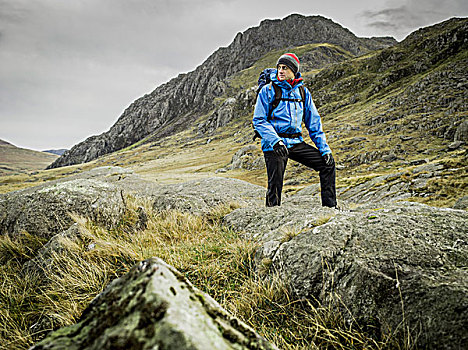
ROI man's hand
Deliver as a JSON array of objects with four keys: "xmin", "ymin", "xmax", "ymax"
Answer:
[
  {"xmin": 273, "ymin": 140, "xmax": 289, "ymax": 157},
  {"xmin": 323, "ymin": 153, "xmax": 334, "ymax": 166}
]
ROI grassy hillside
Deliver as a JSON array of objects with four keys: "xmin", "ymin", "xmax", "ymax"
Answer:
[{"xmin": 0, "ymin": 140, "xmax": 58, "ymax": 177}]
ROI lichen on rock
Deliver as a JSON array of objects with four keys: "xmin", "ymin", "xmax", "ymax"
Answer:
[{"xmin": 30, "ymin": 258, "xmax": 278, "ymax": 350}]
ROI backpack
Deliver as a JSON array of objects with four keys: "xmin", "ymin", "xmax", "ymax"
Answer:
[{"xmin": 253, "ymin": 68, "xmax": 306, "ymax": 140}]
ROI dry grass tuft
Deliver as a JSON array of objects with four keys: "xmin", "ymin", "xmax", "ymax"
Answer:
[{"xmin": 1, "ymin": 197, "xmax": 412, "ymax": 349}]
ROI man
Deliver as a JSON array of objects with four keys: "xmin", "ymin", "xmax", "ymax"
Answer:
[{"xmin": 253, "ymin": 53, "xmax": 336, "ymax": 207}]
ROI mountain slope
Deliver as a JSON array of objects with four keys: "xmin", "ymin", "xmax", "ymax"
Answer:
[
  {"xmin": 306, "ymin": 17, "xmax": 467, "ymax": 164},
  {"xmin": 0, "ymin": 139, "xmax": 58, "ymax": 176},
  {"xmin": 38, "ymin": 17, "xmax": 467, "ymax": 208},
  {"xmin": 47, "ymin": 14, "xmax": 396, "ymax": 169}
]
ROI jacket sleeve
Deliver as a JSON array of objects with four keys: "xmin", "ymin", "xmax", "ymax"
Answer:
[
  {"xmin": 303, "ymin": 87, "xmax": 331, "ymax": 155},
  {"xmin": 252, "ymin": 85, "xmax": 281, "ymax": 149}
]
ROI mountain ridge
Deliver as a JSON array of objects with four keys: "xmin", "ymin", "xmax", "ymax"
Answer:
[{"xmin": 47, "ymin": 14, "xmax": 396, "ymax": 169}]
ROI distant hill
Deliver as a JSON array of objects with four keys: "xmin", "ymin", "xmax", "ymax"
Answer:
[
  {"xmin": 0, "ymin": 139, "xmax": 58, "ymax": 176},
  {"xmin": 43, "ymin": 149, "xmax": 68, "ymax": 156},
  {"xmin": 0, "ymin": 139, "xmax": 13, "ymax": 146}
]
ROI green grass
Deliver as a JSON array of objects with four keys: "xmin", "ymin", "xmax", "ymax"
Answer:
[{"xmin": 0, "ymin": 197, "xmax": 414, "ymax": 350}]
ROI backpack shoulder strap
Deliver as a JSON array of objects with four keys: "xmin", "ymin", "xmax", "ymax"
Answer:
[
  {"xmin": 298, "ymin": 85, "xmax": 305, "ymax": 102},
  {"xmin": 299, "ymin": 85, "xmax": 306, "ymax": 110},
  {"xmin": 267, "ymin": 82, "xmax": 283, "ymax": 120}
]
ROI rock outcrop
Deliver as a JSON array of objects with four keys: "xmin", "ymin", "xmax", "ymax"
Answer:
[
  {"xmin": 31, "ymin": 257, "xmax": 278, "ymax": 350},
  {"xmin": 216, "ymin": 145, "xmax": 265, "ymax": 173},
  {"xmin": 0, "ymin": 167, "xmax": 264, "ymax": 239},
  {"xmin": 0, "ymin": 167, "xmax": 131, "ymax": 239},
  {"xmin": 2, "ymin": 167, "xmax": 465, "ymax": 349},
  {"xmin": 224, "ymin": 196, "xmax": 468, "ymax": 349},
  {"xmin": 47, "ymin": 14, "xmax": 396, "ymax": 169}
]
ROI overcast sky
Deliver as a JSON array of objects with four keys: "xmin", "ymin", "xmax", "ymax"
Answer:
[{"xmin": 1, "ymin": 0, "xmax": 466, "ymax": 151}]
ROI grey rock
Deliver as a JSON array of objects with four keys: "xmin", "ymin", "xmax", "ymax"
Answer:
[
  {"xmin": 0, "ymin": 167, "xmax": 131, "ymax": 239},
  {"xmin": 226, "ymin": 145, "xmax": 265, "ymax": 171},
  {"xmin": 448, "ymin": 140, "xmax": 465, "ymax": 151},
  {"xmin": 225, "ymin": 198, "xmax": 468, "ymax": 349},
  {"xmin": 454, "ymin": 120, "xmax": 468, "ymax": 141},
  {"xmin": 382, "ymin": 153, "xmax": 398, "ymax": 162},
  {"xmin": 348, "ymin": 137, "xmax": 367, "ymax": 144},
  {"xmin": 412, "ymin": 162, "xmax": 445, "ymax": 174},
  {"xmin": 150, "ymin": 177, "xmax": 265, "ymax": 213},
  {"xmin": 453, "ymin": 195, "xmax": 468, "ymax": 210},
  {"xmin": 408, "ymin": 159, "xmax": 428, "ymax": 166},
  {"xmin": 198, "ymin": 97, "xmax": 237, "ymax": 135},
  {"xmin": 400, "ymin": 135, "xmax": 413, "ymax": 141},
  {"xmin": 30, "ymin": 257, "xmax": 278, "ymax": 350},
  {"xmin": 1, "ymin": 168, "xmax": 266, "ymax": 239},
  {"xmin": 224, "ymin": 200, "xmax": 338, "ymax": 270},
  {"xmin": 230, "ymin": 145, "xmax": 257, "ymax": 168}
]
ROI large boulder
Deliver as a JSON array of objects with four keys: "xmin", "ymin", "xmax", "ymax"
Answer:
[
  {"xmin": 225, "ymin": 199, "xmax": 468, "ymax": 349},
  {"xmin": 0, "ymin": 167, "xmax": 265, "ymax": 239},
  {"xmin": 30, "ymin": 257, "xmax": 278, "ymax": 350},
  {"xmin": 0, "ymin": 167, "xmax": 134, "ymax": 239},
  {"xmin": 149, "ymin": 176, "xmax": 264, "ymax": 213}
]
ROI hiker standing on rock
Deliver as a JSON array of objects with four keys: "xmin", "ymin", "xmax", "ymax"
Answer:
[{"xmin": 253, "ymin": 53, "xmax": 336, "ymax": 207}]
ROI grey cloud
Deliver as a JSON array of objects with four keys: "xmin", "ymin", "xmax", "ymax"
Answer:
[
  {"xmin": 364, "ymin": 20, "xmax": 399, "ymax": 31},
  {"xmin": 0, "ymin": 0, "xmax": 28, "ymax": 22},
  {"xmin": 360, "ymin": 0, "xmax": 468, "ymax": 39}
]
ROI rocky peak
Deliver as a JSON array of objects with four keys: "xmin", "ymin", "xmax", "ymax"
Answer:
[{"xmin": 47, "ymin": 14, "xmax": 396, "ymax": 169}]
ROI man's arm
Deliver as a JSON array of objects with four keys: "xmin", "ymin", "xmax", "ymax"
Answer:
[{"xmin": 303, "ymin": 88, "xmax": 332, "ymax": 156}]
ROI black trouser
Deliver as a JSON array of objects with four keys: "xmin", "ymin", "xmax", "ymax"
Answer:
[{"xmin": 264, "ymin": 142, "xmax": 336, "ymax": 207}]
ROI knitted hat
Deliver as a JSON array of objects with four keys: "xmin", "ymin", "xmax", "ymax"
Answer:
[{"xmin": 277, "ymin": 53, "xmax": 300, "ymax": 74}]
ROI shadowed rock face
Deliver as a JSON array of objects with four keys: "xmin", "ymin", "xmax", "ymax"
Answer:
[{"xmin": 30, "ymin": 257, "xmax": 279, "ymax": 350}]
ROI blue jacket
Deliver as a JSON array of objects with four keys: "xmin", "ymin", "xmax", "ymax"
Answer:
[{"xmin": 253, "ymin": 70, "xmax": 331, "ymax": 155}]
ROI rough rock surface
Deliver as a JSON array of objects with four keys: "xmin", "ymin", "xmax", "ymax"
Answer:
[
  {"xmin": 217, "ymin": 145, "xmax": 265, "ymax": 173},
  {"xmin": 30, "ymin": 257, "xmax": 278, "ymax": 350},
  {"xmin": 0, "ymin": 167, "xmax": 131, "ymax": 239},
  {"xmin": 224, "ymin": 197, "xmax": 468, "ymax": 349},
  {"xmin": 198, "ymin": 97, "xmax": 238, "ymax": 135},
  {"xmin": 454, "ymin": 120, "xmax": 468, "ymax": 141},
  {"xmin": 149, "ymin": 176, "xmax": 264, "ymax": 213},
  {"xmin": 5, "ymin": 168, "xmax": 465, "ymax": 349}
]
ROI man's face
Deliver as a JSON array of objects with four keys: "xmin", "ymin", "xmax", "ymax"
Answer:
[{"xmin": 277, "ymin": 64, "xmax": 295, "ymax": 81}]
